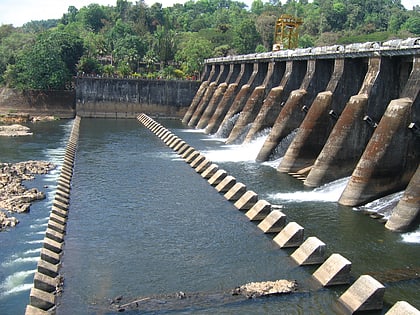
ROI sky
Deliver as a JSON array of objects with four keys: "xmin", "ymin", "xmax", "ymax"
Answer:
[{"xmin": 0, "ymin": 0, "xmax": 419, "ymax": 27}]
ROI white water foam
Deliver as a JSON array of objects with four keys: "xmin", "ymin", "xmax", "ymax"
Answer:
[
  {"xmin": 262, "ymin": 157, "xmax": 283, "ymax": 169},
  {"xmin": 268, "ymin": 177, "xmax": 350, "ymax": 203},
  {"xmin": 354, "ymin": 191, "xmax": 404, "ymax": 219},
  {"xmin": 29, "ymin": 222, "xmax": 48, "ymax": 229},
  {"xmin": 23, "ymin": 248, "xmax": 41, "ymax": 255},
  {"xmin": 401, "ymin": 229, "xmax": 420, "ymax": 244},
  {"xmin": 179, "ymin": 128, "xmax": 206, "ymax": 133},
  {"xmin": 2, "ymin": 256, "xmax": 39, "ymax": 268},
  {"xmin": 0, "ymin": 270, "xmax": 35, "ymax": 297},
  {"xmin": 202, "ymin": 134, "xmax": 268, "ymax": 163},
  {"xmin": 25, "ymin": 239, "xmax": 44, "ymax": 244}
]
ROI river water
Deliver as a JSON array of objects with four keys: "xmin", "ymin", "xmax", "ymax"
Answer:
[{"xmin": 0, "ymin": 118, "xmax": 419, "ymax": 315}]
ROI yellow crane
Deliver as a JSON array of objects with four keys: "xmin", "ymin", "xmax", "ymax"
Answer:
[{"xmin": 273, "ymin": 14, "xmax": 303, "ymax": 51}]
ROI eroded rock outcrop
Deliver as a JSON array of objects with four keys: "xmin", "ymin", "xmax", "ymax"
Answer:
[
  {"xmin": 0, "ymin": 124, "xmax": 33, "ymax": 136},
  {"xmin": 0, "ymin": 160, "xmax": 55, "ymax": 230},
  {"xmin": 109, "ymin": 280, "xmax": 297, "ymax": 313}
]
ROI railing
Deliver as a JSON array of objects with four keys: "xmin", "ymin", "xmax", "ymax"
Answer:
[{"xmin": 205, "ymin": 37, "xmax": 420, "ymax": 64}]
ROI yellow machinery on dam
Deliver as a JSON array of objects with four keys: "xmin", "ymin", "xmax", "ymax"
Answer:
[{"xmin": 273, "ymin": 14, "xmax": 303, "ymax": 51}]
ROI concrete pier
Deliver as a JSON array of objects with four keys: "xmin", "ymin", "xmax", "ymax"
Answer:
[
  {"xmin": 256, "ymin": 59, "xmax": 331, "ymax": 162},
  {"xmin": 278, "ymin": 58, "xmax": 364, "ymax": 174},
  {"xmin": 339, "ymin": 97, "xmax": 419, "ymax": 206},
  {"xmin": 244, "ymin": 60, "xmax": 305, "ymax": 143},
  {"xmin": 26, "ymin": 117, "xmax": 81, "ymax": 315},
  {"xmin": 385, "ymin": 163, "xmax": 420, "ymax": 232}
]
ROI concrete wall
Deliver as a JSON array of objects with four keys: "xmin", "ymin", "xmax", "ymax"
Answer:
[
  {"xmin": 76, "ymin": 77, "xmax": 201, "ymax": 118},
  {"xmin": 0, "ymin": 88, "xmax": 76, "ymax": 118}
]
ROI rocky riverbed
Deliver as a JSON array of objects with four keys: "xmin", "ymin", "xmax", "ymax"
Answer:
[{"xmin": 0, "ymin": 160, "xmax": 55, "ymax": 231}]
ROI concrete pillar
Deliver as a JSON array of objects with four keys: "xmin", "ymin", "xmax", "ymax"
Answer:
[
  {"xmin": 290, "ymin": 236, "xmax": 326, "ymax": 265},
  {"xmin": 312, "ymin": 253, "xmax": 352, "ymax": 286},
  {"xmin": 339, "ymin": 98, "xmax": 418, "ymax": 206},
  {"xmin": 385, "ymin": 301, "xmax": 420, "ymax": 315},
  {"xmin": 226, "ymin": 62, "xmax": 275, "ymax": 143},
  {"xmin": 201, "ymin": 163, "xmax": 219, "ymax": 179},
  {"xmin": 196, "ymin": 82, "xmax": 228, "ymax": 129},
  {"xmin": 216, "ymin": 63, "xmax": 261, "ymax": 137},
  {"xmin": 244, "ymin": 61, "xmax": 298, "ymax": 143},
  {"xmin": 224, "ymin": 182, "xmax": 247, "ymax": 201},
  {"xmin": 215, "ymin": 175, "xmax": 237, "ymax": 193},
  {"xmin": 256, "ymin": 59, "xmax": 323, "ymax": 162},
  {"xmin": 273, "ymin": 222, "xmax": 304, "ymax": 247},
  {"xmin": 278, "ymin": 58, "xmax": 361, "ymax": 174},
  {"xmin": 386, "ymin": 163, "xmax": 420, "ymax": 232},
  {"xmin": 256, "ymin": 89, "xmax": 307, "ymax": 162},
  {"xmin": 246, "ymin": 199, "xmax": 272, "ymax": 221},
  {"xmin": 338, "ymin": 275, "xmax": 385, "ymax": 313},
  {"xmin": 183, "ymin": 63, "xmax": 217, "ymax": 124},
  {"xmin": 188, "ymin": 81, "xmax": 218, "ymax": 127},
  {"xmin": 226, "ymin": 86, "xmax": 267, "ymax": 144},
  {"xmin": 205, "ymin": 83, "xmax": 239, "ymax": 134},
  {"xmin": 304, "ymin": 94, "xmax": 371, "ymax": 187},
  {"xmin": 208, "ymin": 169, "xmax": 228, "ymax": 186},
  {"xmin": 205, "ymin": 64, "xmax": 247, "ymax": 134},
  {"xmin": 277, "ymin": 91, "xmax": 335, "ymax": 173},
  {"xmin": 234, "ymin": 190, "xmax": 258, "ymax": 210},
  {"xmin": 257, "ymin": 210, "xmax": 286, "ymax": 233}
]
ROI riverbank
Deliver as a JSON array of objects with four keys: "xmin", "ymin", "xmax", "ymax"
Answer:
[{"xmin": 0, "ymin": 160, "xmax": 55, "ymax": 231}]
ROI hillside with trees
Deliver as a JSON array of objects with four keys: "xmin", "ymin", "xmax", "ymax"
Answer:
[{"xmin": 0, "ymin": 0, "xmax": 419, "ymax": 90}]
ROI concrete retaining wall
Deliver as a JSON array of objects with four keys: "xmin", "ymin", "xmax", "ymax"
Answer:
[
  {"xmin": 76, "ymin": 77, "xmax": 201, "ymax": 118},
  {"xmin": 0, "ymin": 88, "xmax": 75, "ymax": 118}
]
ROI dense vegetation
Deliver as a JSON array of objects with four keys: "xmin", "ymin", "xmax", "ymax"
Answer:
[{"xmin": 0, "ymin": 0, "xmax": 419, "ymax": 90}]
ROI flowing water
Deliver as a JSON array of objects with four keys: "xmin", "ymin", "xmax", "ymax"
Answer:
[
  {"xmin": 0, "ymin": 118, "xmax": 419, "ymax": 315},
  {"xmin": 0, "ymin": 120, "xmax": 73, "ymax": 314}
]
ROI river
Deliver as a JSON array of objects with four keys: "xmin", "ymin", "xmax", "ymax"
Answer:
[{"xmin": 0, "ymin": 118, "xmax": 419, "ymax": 314}]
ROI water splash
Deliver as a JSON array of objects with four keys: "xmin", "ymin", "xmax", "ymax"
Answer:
[
  {"xmin": 203, "ymin": 133, "xmax": 268, "ymax": 163},
  {"xmin": 262, "ymin": 158, "xmax": 283, "ymax": 169},
  {"xmin": 2, "ymin": 256, "xmax": 39, "ymax": 268},
  {"xmin": 23, "ymin": 248, "xmax": 41, "ymax": 255},
  {"xmin": 354, "ymin": 191, "xmax": 404, "ymax": 219},
  {"xmin": 272, "ymin": 129, "xmax": 298, "ymax": 160},
  {"xmin": 25, "ymin": 239, "xmax": 44, "ymax": 244},
  {"xmin": 401, "ymin": 229, "xmax": 420, "ymax": 244},
  {"xmin": 0, "ymin": 270, "xmax": 35, "ymax": 297},
  {"xmin": 215, "ymin": 112, "xmax": 241, "ymax": 138},
  {"xmin": 29, "ymin": 222, "xmax": 48, "ymax": 229},
  {"xmin": 268, "ymin": 177, "xmax": 350, "ymax": 203}
]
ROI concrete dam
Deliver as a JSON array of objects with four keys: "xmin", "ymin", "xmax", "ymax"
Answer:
[
  {"xmin": 183, "ymin": 39, "xmax": 420, "ymax": 233},
  {"xmin": 23, "ymin": 39, "xmax": 420, "ymax": 315}
]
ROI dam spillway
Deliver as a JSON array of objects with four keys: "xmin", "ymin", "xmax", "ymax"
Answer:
[
  {"xmin": 185, "ymin": 39, "xmax": 420, "ymax": 232},
  {"xmin": 0, "ymin": 118, "xmax": 418, "ymax": 314},
  {"xmin": 0, "ymin": 39, "xmax": 419, "ymax": 314}
]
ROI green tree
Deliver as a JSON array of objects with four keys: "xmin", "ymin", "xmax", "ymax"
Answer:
[
  {"xmin": 78, "ymin": 4, "xmax": 108, "ymax": 32},
  {"xmin": 7, "ymin": 30, "xmax": 83, "ymax": 90},
  {"xmin": 233, "ymin": 18, "xmax": 261, "ymax": 54},
  {"xmin": 402, "ymin": 16, "xmax": 420, "ymax": 35},
  {"xmin": 175, "ymin": 33, "xmax": 212, "ymax": 76}
]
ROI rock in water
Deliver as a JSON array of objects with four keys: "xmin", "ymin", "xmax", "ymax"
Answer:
[
  {"xmin": 0, "ymin": 160, "xmax": 55, "ymax": 230},
  {"xmin": 232, "ymin": 279, "xmax": 297, "ymax": 298},
  {"xmin": 0, "ymin": 124, "xmax": 32, "ymax": 136},
  {"xmin": 108, "ymin": 279, "xmax": 297, "ymax": 312}
]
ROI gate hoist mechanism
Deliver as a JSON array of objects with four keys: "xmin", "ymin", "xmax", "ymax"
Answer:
[{"xmin": 273, "ymin": 14, "xmax": 303, "ymax": 51}]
